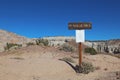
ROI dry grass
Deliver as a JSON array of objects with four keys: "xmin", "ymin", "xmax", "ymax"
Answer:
[
  {"xmin": 10, "ymin": 57, "xmax": 24, "ymax": 60},
  {"xmin": 60, "ymin": 57, "xmax": 75, "ymax": 63},
  {"xmin": 114, "ymin": 54, "xmax": 120, "ymax": 58}
]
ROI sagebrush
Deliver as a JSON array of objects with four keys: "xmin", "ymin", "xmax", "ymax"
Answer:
[
  {"xmin": 36, "ymin": 39, "xmax": 49, "ymax": 46},
  {"xmin": 60, "ymin": 44, "xmax": 74, "ymax": 52},
  {"xmin": 26, "ymin": 42, "xmax": 35, "ymax": 46},
  {"xmin": 76, "ymin": 62, "xmax": 95, "ymax": 74},
  {"xmin": 84, "ymin": 47, "xmax": 97, "ymax": 55},
  {"xmin": 4, "ymin": 43, "xmax": 22, "ymax": 51}
]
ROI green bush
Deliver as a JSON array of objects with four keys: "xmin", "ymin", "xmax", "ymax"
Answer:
[
  {"xmin": 81, "ymin": 62, "xmax": 94, "ymax": 74},
  {"xmin": 84, "ymin": 47, "xmax": 97, "ymax": 55},
  {"xmin": 60, "ymin": 44, "xmax": 74, "ymax": 52},
  {"xmin": 76, "ymin": 62, "xmax": 95, "ymax": 74},
  {"xmin": 26, "ymin": 42, "xmax": 35, "ymax": 46},
  {"xmin": 4, "ymin": 43, "xmax": 22, "ymax": 51},
  {"xmin": 36, "ymin": 39, "xmax": 49, "ymax": 46}
]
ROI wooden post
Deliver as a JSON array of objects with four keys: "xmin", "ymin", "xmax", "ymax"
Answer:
[
  {"xmin": 79, "ymin": 42, "xmax": 82, "ymax": 67},
  {"xmin": 68, "ymin": 22, "xmax": 92, "ymax": 69}
]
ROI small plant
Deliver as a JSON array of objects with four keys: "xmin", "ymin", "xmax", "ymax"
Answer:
[
  {"xmin": 26, "ymin": 42, "xmax": 35, "ymax": 46},
  {"xmin": 4, "ymin": 43, "xmax": 22, "ymax": 51},
  {"xmin": 81, "ymin": 62, "xmax": 94, "ymax": 74},
  {"xmin": 114, "ymin": 54, "xmax": 120, "ymax": 58},
  {"xmin": 84, "ymin": 47, "xmax": 97, "ymax": 55},
  {"xmin": 61, "ymin": 57, "xmax": 75, "ymax": 63},
  {"xmin": 10, "ymin": 57, "xmax": 24, "ymax": 60},
  {"xmin": 36, "ymin": 39, "xmax": 49, "ymax": 46},
  {"xmin": 76, "ymin": 62, "xmax": 95, "ymax": 74},
  {"xmin": 60, "ymin": 44, "xmax": 74, "ymax": 52}
]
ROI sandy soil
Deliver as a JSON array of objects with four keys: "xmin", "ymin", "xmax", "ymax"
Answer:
[{"xmin": 0, "ymin": 46, "xmax": 120, "ymax": 80}]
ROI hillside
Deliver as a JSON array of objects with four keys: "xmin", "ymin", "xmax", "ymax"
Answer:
[
  {"xmin": 43, "ymin": 36, "xmax": 75, "ymax": 46},
  {"xmin": 85, "ymin": 39, "xmax": 120, "ymax": 54},
  {"xmin": 0, "ymin": 29, "xmax": 119, "ymax": 54},
  {"xmin": 0, "ymin": 29, "xmax": 119, "ymax": 80},
  {"xmin": 0, "ymin": 29, "xmax": 31, "ymax": 52},
  {"xmin": 0, "ymin": 45, "xmax": 120, "ymax": 80},
  {"xmin": 43, "ymin": 36, "xmax": 120, "ymax": 54}
]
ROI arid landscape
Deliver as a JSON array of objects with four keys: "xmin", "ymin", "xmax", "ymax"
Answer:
[
  {"xmin": 0, "ymin": 29, "xmax": 120, "ymax": 80},
  {"xmin": 0, "ymin": 0, "xmax": 120, "ymax": 80}
]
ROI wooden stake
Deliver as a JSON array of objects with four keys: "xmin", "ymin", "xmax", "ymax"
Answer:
[{"xmin": 79, "ymin": 42, "xmax": 82, "ymax": 67}]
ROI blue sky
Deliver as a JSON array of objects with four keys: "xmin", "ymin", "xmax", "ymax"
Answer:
[{"xmin": 0, "ymin": 0, "xmax": 120, "ymax": 40}]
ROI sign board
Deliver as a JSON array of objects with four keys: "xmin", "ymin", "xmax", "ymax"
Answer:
[
  {"xmin": 68, "ymin": 22, "xmax": 92, "ymax": 69},
  {"xmin": 76, "ymin": 30, "xmax": 85, "ymax": 43},
  {"xmin": 68, "ymin": 22, "xmax": 92, "ymax": 30}
]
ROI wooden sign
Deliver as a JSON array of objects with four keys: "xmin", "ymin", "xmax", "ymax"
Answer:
[
  {"xmin": 68, "ymin": 22, "xmax": 92, "ymax": 70},
  {"xmin": 68, "ymin": 22, "xmax": 92, "ymax": 30}
]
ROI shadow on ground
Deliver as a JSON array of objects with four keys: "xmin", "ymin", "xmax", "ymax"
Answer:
[{"xmin": 59, "ymin": 59, "xmax": 82, "ymax": 73}]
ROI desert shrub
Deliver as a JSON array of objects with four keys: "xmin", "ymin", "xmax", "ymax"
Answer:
[
  {"xmin": 84, "ymin": 47, "xmax": 97, "ymax": 55},
  {"xmin": 10, "ymin": 57, "xmax": 24, "ymax": 60},
  {"xmin": 4, "ymin": 43, "xmax": 22, "ymax": 51},
  {"xmin": 36, "ymin": 39, "xmax": 49, "ymax": 46},
  {"xmin": 113, "ymin": 54, "xmax": 120, "ymax": 58},
  {"xmin": 81, "ymin": 62, "xmax": 94, "ymax": 74},
  {"xmin": 65, "ymin": 39, "xmax": 68, "ymax": 42},
  {"xmin": 61, "ymin": 57, "xmax": 75, "ymax": 63},
  {"xmin": 60, "ymin": 44, "xmax": 74, "ymax": 52},
  {"xmin": 76, "ymin": 62, "xmax": 95, "ymax": 74},
  {"xmin": 26, "ymin": 42, "xmax": 35, "ymax": 46}
]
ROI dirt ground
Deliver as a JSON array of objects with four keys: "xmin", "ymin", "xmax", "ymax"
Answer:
[{"xmin": 0, "ymin": 46, "xmax": 120, "ymax": 80}]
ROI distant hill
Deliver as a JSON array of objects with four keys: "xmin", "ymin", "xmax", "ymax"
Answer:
[
  {"xmin": 43, "ymin": 36, "xmax": 75, "ymax": 46},
  {"xmin": 0, "ymin": 29, "xmax": 31, "ymax": 52},
  {"xmin": 84, "ymin": 39, "xmax": 120, "ymax": 54},
  {"xmin": 0, "ymin": 29, "xmax": 119, "ymax": 53}
]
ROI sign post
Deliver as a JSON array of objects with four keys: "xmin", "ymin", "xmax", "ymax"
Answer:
[
  {"xmin": 79, "ymin": 42, "xmax": 82, "ymax": 67},
  {"xmin": 68, "ymin": 22, "xmax": 92, "ymax": 68}
]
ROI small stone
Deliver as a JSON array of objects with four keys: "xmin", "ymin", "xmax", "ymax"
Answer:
[
  {"xmin": 116, "ymin": 77, "xmax": 120, "ymax": 80},
  {"xmin": 104, "ymin": 68, "xmax": 108, "ymax": 71}
]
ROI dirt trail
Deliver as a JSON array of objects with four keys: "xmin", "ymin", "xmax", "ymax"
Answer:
[{"xmin": 0, "ymin": 46, "xmax": 120, "ymax": 80}]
